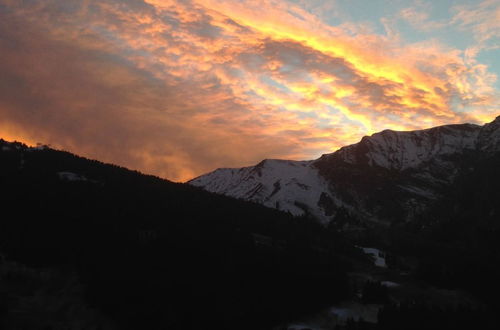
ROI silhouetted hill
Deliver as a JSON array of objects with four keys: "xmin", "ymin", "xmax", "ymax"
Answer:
[
  {"xmin": 0, "ymin": 139, "xmax": 352, "ymax": 329},
  {"xmin": 2, "ymin": 137, "xmax": 500, "ymax": 330}
]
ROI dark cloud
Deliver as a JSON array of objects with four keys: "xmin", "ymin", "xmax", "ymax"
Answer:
[{"xmin": 0, "ymin": 0, "xmax": 310, "ymax": 180}]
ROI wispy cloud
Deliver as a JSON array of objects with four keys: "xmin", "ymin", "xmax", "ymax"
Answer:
[
  {"xmin": 0, "ymin": 0, "xmax": 498, "ymax": 181},
  {"xmin": 398, "ymin": 4, "xmax": 448, "ymax": 32},
  {"xmin": 452, "ymin": 0, "xmax": 500, "ymax": 48}
]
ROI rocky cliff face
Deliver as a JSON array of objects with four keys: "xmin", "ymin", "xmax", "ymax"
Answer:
[{"xmin": 189, "ymin": 116, "xmax": 500, "ymax": 225}]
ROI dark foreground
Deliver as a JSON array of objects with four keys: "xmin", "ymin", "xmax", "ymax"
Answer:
[{"xmin": 1, "ymin": 139, "xmax": 499, "ymax": 329}]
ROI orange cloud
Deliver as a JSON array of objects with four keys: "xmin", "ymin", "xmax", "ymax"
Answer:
[{"xmin": 0, "ymin": 0, "xmax": 498, "ymax": 181}]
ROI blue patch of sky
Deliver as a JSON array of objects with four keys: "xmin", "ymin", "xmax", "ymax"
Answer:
[
  {"xmin": 392, "ymin": 19, "xmax": 475, "ymax": 51},
  {"xmin": 449, "ymin": 94, "xmax": 467, "ymax": 113},
  {"xmin": 295, "ymin": 110, "xmax": 320, "ymax": 120},
  {"xmin": 290, "ymin": 0, "xmax": 477, "ymax": 50},
  {"xmin": 429, "ymin": 0, "xmax": 462, "ymax": 20},
  {"xmin": 476, "ymin": 49, "xmax": 500, "ymax": 89},
  {"xmin": 225, "ymin": 67, "xmax": 245, "ymax": 79},
  {"xmin": 334, "ymin": 0, "xmax": 404, "ymax": 29},
  {"xmin": 288, "ymin": 0, "xmax": 500, "ymax": 91},
  {"xmin": 325, "ymin": 0, "xmax": 408, "ymax": 34},
  {"xmin": 287, "ymin": 8, "xmax": 307, "ymax": 22},
  {"xmin": 323, "ymin": 107, "xmax": 365, "ymax": 130},
  {"xmin": 260, "ymin": 76, "xmax": 293, "ymax": 93},
  {"xmin": 243, "ymin": 89, "xmax": 262, "ymax": 99},
  {"xmin": 279, "ymin": 63, "xmax": 297, "ymax": 75}
]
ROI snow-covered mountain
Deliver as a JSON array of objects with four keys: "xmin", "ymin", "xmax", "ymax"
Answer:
[
  {"xmin": 189, "ymin": 116, "xmax": 500, "ymax": 224},
  {"xmin": 188, "ymin": 159, "xmax": 337, "ymax": 221}
]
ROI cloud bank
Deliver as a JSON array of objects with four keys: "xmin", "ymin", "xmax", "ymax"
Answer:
[{"xmin": 0, "ymin": 0, "xmax": 498, "ymax": 181}]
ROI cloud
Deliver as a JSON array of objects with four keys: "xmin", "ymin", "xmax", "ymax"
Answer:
[
  {"xmin": 400, "ymin": 11, "xmax": 446, "ymax": 32},
  {"xmin": 397, "ymin": 1, "xmax": 448, "ymax": 32},
  {"xmin": 452, "ymin": 0, "xmax": 500, "ymax": 47},
  {"xmin": 0, "ymin": 0, "xmax": 498, "ymax": 181}
]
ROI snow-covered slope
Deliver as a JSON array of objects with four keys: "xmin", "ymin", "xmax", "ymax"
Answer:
[
  {"xmin": 190, "ymin": 159, "xmax": 337, "ymax": 222},
  {"xmin": 190, "ymin": 116, "xmax": 500, "ymax": 224},
  {"xmin": 329, "ymin": 124, "xmax": 480, "ymax": 170}
]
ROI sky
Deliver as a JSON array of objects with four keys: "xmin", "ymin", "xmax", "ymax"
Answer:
[{"xmin": 0, "ymin": 0, "xmax": 499, "ymax": 182}]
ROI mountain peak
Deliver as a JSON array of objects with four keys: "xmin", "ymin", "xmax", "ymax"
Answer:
[
  {"xmin": 477, "ymin": 114, "xmax": 500, "ymax": 152},
  {"xmin": 323, "ymin": 122, "xmax": 482, "ymax": 171},
  {"xmin": 191, "ymin": 117, "xmax": 500, "ymax": 224}
]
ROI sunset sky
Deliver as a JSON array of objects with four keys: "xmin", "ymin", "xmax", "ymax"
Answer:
[{"xmin": 1, "ymin": 0, "xmax": 499, "ymax": 181}]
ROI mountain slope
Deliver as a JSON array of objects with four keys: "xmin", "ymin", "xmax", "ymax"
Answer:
[
  {"xmin": 190, "ymin": 116, "xmax": 500, "ymax": 224},
  {"xmin": 189, "ymin": 159, "xmax": 336, "ymax": 220},
  {"xmin": 0, "ymin": 139, "xmax": 352, "ymax": 330}
]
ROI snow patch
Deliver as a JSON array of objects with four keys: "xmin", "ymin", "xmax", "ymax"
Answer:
[
  {"xmin": 57, "ymin": 172, "xmax": 88, "ymax": 182},
  {"xmin": 360, "ymin": 247, "xmax": 387, "ymax": 268},
  {"xmin": 28, "ymin": 144, "xmax": 49, "ymax": 151},
  {"xmin": 334, "ymin": 124, "xmax": 480, "ymax": 170},
  {"xmin": 398, "ymin": 185, "xmax": 437, "ymax": 199},
  {"xmin": 190, "ymin": 159, "xmax": 336, "ymax": 222},
  {"xmin": 381, "ymin": 281, "xmax": 400, "ymax": 288}
]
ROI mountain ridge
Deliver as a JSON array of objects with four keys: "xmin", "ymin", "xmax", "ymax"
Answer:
[
  {"xmin": 190, "ymin": 116, "xmax": 500, "ymax": 224},
  {"xmin": 0, "ymin": 137, "xmax": 352, "ymax": 329}
]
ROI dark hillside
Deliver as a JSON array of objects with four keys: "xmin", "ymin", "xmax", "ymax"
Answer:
[{"xmin": 0, "ymin": 139, "xmax": 352, "ymax": 329}]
